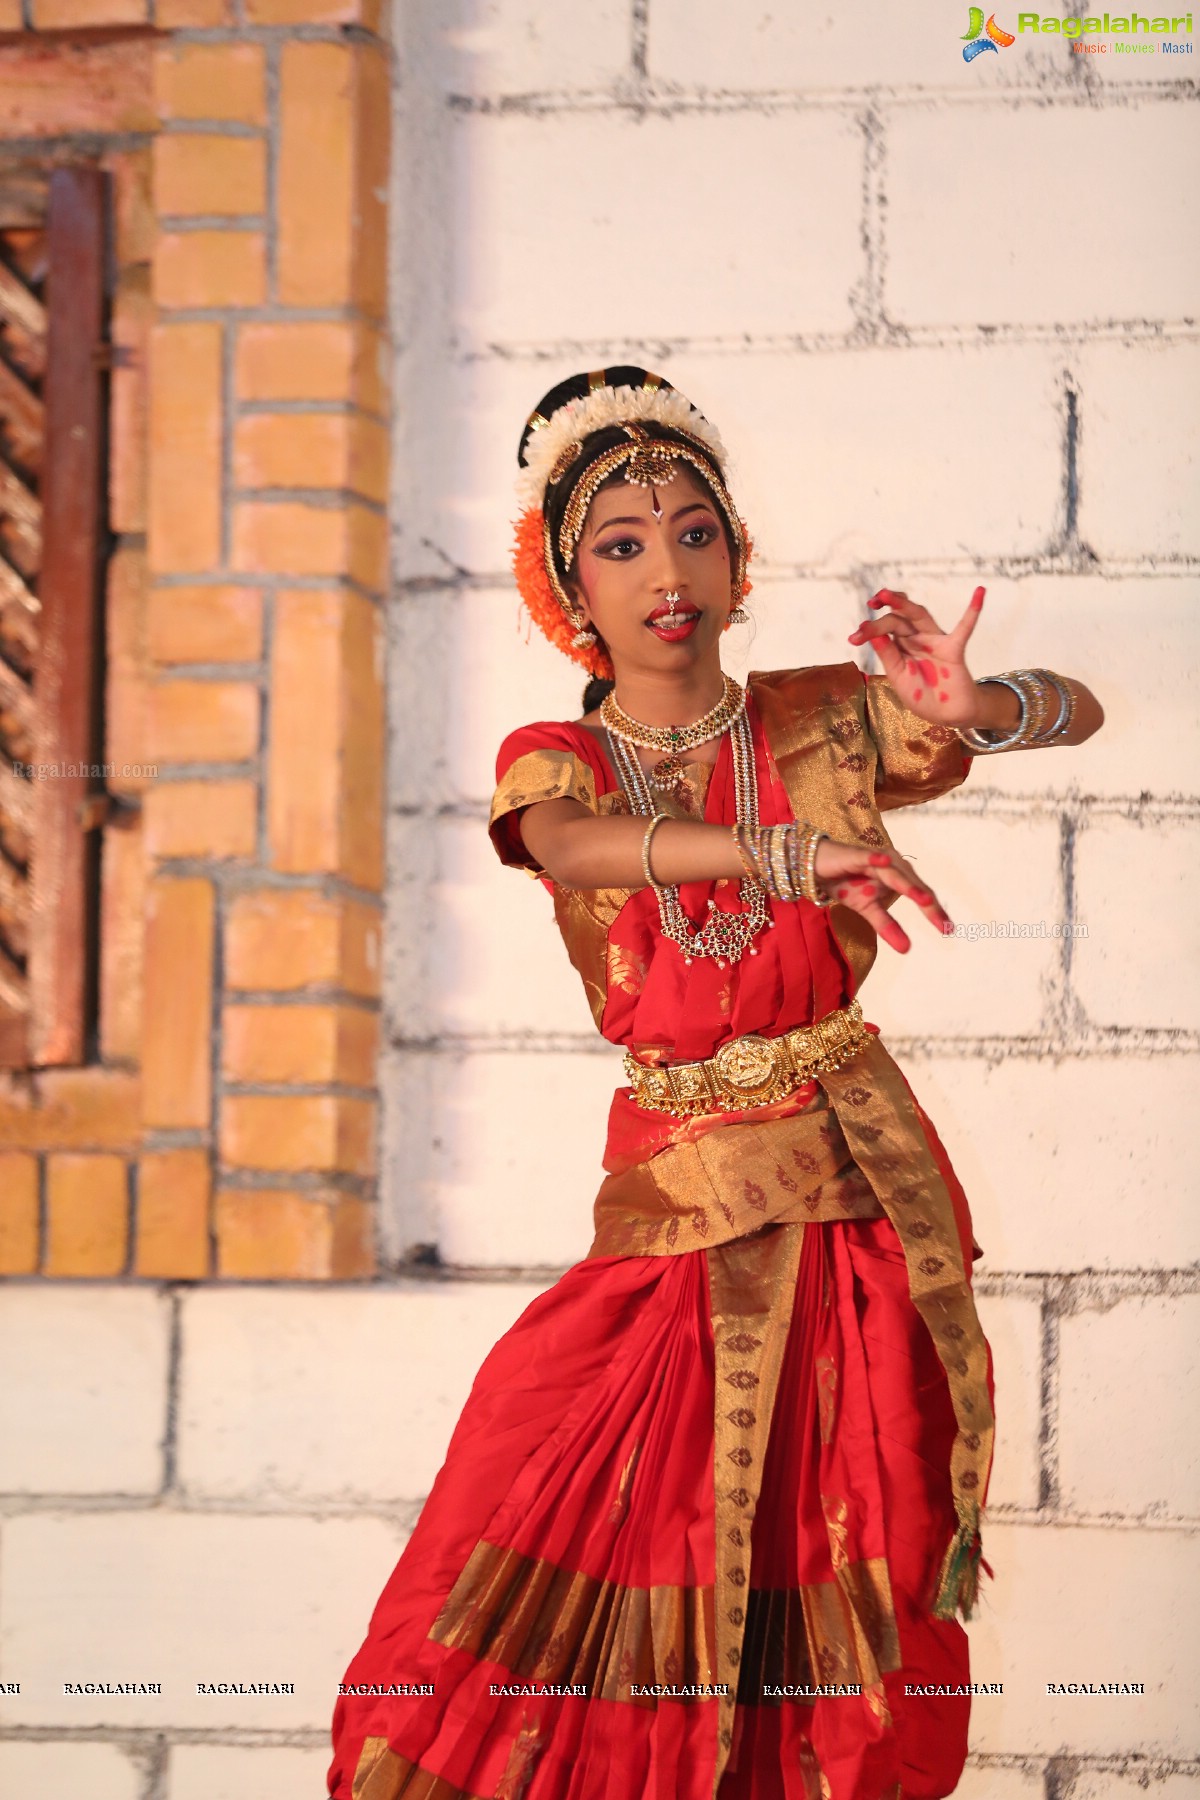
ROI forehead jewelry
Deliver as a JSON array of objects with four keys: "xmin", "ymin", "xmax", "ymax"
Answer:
[{"xmin": 558, "ymin": 424, "xmax": 741, "ymax": 580}]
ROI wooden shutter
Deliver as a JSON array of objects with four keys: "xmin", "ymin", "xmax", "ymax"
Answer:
[{"xmin": 0, "ymin": 163, "xmax": 108, "ymax": 1068}]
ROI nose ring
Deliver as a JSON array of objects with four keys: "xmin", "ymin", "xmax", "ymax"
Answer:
[{"xmin": 665, "ymin": 589, "xmax": 681, "ymax": 618}]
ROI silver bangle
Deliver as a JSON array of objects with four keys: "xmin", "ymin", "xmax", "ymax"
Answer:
[
  {"xmin": 955, "ymin": 675, "xmax": 1029, "ymax": 754},
  {"xmin": 1032, "ymin": 669, "xmax": 1075, "ymax": 744}
]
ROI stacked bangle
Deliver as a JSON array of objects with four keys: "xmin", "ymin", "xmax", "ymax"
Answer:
[
  {"xmin": 956, "ymin": 669, "xmax": 1076, "ymax": 754},
  {"xmin": 733, "ymin": 821, "xmax": 832, "ymax": 906}
]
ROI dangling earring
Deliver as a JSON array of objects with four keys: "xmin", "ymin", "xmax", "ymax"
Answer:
[
  {"xmin": 727, "ymin": 605, "xmax": 748, "ymax": 625},
  {"xmin": 571, "ymin": 615, "xmax": 598, "ymax": 648}
]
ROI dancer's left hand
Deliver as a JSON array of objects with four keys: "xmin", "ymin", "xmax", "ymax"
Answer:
[{"xmin": 848, "ymin": 586, "xmax": 987, "ymax": 726}]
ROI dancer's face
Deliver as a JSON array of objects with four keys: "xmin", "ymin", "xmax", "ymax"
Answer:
[{"xmin": 566, "ymin": 467, "xmax": 734, "ymax": 681}]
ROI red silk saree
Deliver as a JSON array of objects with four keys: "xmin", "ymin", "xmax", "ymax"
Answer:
[{"xmin": 328, "ymin": 666, "xmax": 996, "ymax": 1800}]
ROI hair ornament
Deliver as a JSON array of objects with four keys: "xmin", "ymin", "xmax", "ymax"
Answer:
[{"xmin": 516, "ymin": 381, "xmax": 729, "ymax": 509}]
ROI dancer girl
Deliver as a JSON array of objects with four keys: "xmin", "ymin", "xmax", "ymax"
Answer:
[{"xmin": 329, "ymin": 367, "xmax": 1102, "ymax": 1800}]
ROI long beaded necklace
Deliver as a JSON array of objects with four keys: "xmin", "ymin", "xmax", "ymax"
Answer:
[
  {"xmin": 604, "ymin": 701, "xmax": 771, "ymax": 967},
  {"xmin": 601, "ymin": 673, "xmax": 746, "ymax": 796}
]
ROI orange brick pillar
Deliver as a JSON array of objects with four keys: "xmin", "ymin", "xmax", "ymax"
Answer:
[
  {"xmin": 146, "ymin": 8, "xmax": 389, "ymax": 1279},
  {"xmin": 0, "ymin": 1, "xmax": 390, "ymax": 1282}
]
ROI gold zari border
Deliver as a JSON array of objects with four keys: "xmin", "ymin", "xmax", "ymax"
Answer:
[
  {"xmin": 588, "ymin": 1088, "xmax": 885, "ymax": 1258},
  {"xmin": 423, "ymin": 1540, "xmax": 904, "ymax": 1707},
  {"xmin": 488, "ymin": 747, "xmax": 598, "ymax": 877},
  {"xmin": 353, "ymin": 1738, "xmax": 484, "ymax": 1800},
  {"xmin": 428, "ymin": 1537, "xmax": 718, "ymax": 1703},
  {"xmin": 352, "ymin": 1553, "xmax": 901, "ymax": 1796}
]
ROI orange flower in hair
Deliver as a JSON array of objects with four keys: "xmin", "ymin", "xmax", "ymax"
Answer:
[{"xmin": 512, "ymin": 506, "xmax": 614, "ymax": 679}]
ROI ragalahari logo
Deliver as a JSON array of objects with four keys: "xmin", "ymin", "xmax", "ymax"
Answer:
[{"xmin": 962, "ymin": 7, "xmax": 1017, "ymax": 57}]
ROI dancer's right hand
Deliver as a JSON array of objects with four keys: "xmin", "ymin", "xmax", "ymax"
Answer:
[{"xmin": 814, "ymin": 839, "xmax": 953, "ymax": 955}]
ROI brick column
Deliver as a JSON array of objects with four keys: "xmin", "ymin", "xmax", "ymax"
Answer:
[
  {"xmin": 0, "ymin": 0, "xmax": 390, "ymax": 1282},
  {"xmin": 145, "ymin": 2, "xmax": 388, "ymax": 1280}
]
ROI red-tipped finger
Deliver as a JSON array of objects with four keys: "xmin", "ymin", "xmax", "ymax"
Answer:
[{"xmin": 867, "ymin": 903, "xmax": 911, "ymax": 953}]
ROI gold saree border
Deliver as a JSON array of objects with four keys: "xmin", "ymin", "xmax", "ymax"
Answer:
[
  {"xmin": 352, "ymin": 1551, "xmax": 906, "ymax": 1796},
  {"xmin": 427, "ymin": 1536, "xmax": 719, "ymax": 1703},
  {"xmin": 488, "ymin": 747, "xmax": 598, "ymax": 879},
  {"xmin": 748, "ymin": 665, "xmax": 891, "ymax": 998},
  {"xmin": 738, "ymin": 1562, "xmax": 901, "ymax": 1705},
  {"xmin": 819, "ymin": 1039, "xmax": 995, "ymax": 1624},
  {"xmin": 588, "ymin": 1089, "xmax": 884, "ymax": 1258},
  {"xmin": 863, "ymin": 674, "xmax": 971, "ymax": 812},
  {"xmin": 352, "ymin": 1732, "xmax": 554, "ymax": 1800},
  {"xmin": 750, "ymin": 664, "xmax": 992, "ymax": 1624},
  {"xmin": 354, "ymin": 1552, "xmax": 903, "ymax": 1795},
  {"xmin": 587, "ymin": 1035, "xmax": 995, "ymax": 1635},
  {"xmin": 747, "ymin": 664, "xmax": 971, "ymax": 997},
  {"xmin": 707, "ymin": 1223, "xmax": 806, "ymax": 1778},
  {"xmin": 353, "ymin": 1737, "xmax": 485, "ymax": 1800},
  {"xmin": 422, "ymin": 1538, "xmax": 902, "ymax": 1704}
]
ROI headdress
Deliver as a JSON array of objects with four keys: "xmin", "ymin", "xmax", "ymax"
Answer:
[{"xmin": 512, "ymin": 366, "xmax": 753, "ymax": 679}]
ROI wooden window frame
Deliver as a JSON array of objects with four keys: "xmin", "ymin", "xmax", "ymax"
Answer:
[{"xmin": 0, "ymin": 162, "xmax": 108, "ymax": 1069}]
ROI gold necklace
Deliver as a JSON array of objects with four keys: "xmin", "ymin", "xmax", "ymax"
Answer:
[
  {"xmin": 601, "ymin": 673, "xmax": 745, "ymax": 752},
  {"xmin": 601, "ymin": 675, "xmax": 746, "ymax": 795},
  {"xmin": 604, "ymin": 709, "xmax": 770, "ymax": 967}
]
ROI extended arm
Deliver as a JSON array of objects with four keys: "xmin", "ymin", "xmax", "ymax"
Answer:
[{"xmin": 519, "ymin": 799, "xmax": 950, "ymax": 954}]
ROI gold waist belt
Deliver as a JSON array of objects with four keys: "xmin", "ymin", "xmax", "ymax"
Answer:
[{"xmin": 623, "ymin": 997, "xmax": 869, "ymax": 1117}]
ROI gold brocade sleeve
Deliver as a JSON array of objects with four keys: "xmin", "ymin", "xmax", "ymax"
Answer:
[
  {"xmin": 488, "ymin": 747, "xmax": 599, "ymax": 878},
  {"xmin": 864, "ymin": 675, "xmax": 971, "ymax": 812}
]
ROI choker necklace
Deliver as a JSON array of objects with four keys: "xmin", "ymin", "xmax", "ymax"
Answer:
[
  {"xmin": 600, "ymin": 673, "xmax": 745, "ymax": 754},
  {"xmin": 601, "ymin": 674, "xmax": 746, "ymax": 795}
]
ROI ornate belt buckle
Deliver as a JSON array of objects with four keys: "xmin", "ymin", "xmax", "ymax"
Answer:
[{"xmin": 712, "ymin": 1033, "xmax": 785, "ymax": 1106}]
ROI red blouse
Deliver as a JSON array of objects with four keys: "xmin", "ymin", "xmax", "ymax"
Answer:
[{"xmin": 491, "ymin": 689, "xmax": 854, "ymax": 1064}]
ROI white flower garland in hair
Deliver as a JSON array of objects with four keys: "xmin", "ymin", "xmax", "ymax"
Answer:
[{"xmin": 516, "ymin": 382, "xmax": 730, "ymax": 509}]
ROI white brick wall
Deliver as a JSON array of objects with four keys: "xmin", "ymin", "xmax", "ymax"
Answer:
[
  {"xmin": 176, "ymin": 1285, "xmax": 553, "ymax": 1503},
  {"xmin": 962, "ymin": 1522, "xmax": 1200, "ymax": 1755},
  {"xmin": 0, "ymin": 1289, "xmax": 170, "ymax": 1496},
  {"xmin": 0, "ymin": 1742, "xmax": 142, "ymax": 1800},
  {"xmin": 3, "ymin": 1512, "xmax": 401, "ymax": 1730},
  {"xmin": 451, "ymin": 109, "xmax": 866, "ymax": 348},
  {"xmin": 899, "ymin": 1055, "xmax": 1200, "ymax": 1273},
  {"xmin": 1076, "ymin": 340, "xmax": 1200, "ymax": 560},
  {"xmin": 4, "ymin": 4, "xmax": 1197, "ymax": 1795},
  {"xmin": 169, "ymin": 1744, "xmax": 334, "ymax": 1800},
  {"xmin": 1057, "ymin": 1294, "xmax": 1200, "ymax": 1519},
  {"xmin": 885, "ymin": 103, "xmax": 1200, "ymax": 327},
  {"xmin": 645, "ymin": 0, "xmax": 1067, "ymax": 93},
  {"xmin": 1073, "ymin": 815, "xmax": 1200, "ymax": 1030}
]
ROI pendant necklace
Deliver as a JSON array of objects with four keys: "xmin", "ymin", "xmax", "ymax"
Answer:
[
  {"xmin": 602, "ymin": 679, "xmax": 771, "ymax": 967},
  {"xmin": 600, "ymin": 672, "xmax": 746, "ymax": 798}
]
